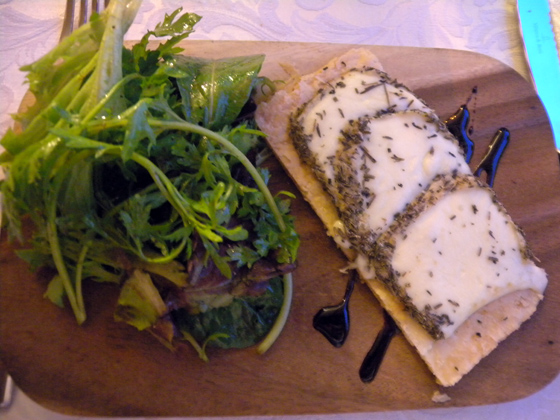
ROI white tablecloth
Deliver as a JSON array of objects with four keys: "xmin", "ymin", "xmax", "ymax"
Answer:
[{"xmin": 0, "ymin": 1, "xmax": 558, "ymax": 419}]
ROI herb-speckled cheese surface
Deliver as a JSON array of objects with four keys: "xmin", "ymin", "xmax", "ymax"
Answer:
[
  {"xmin": 391, "ymin": 186, "xmax": 548, "ymax": 338},
  {"xmin": 300, "ymin": 68, "xmax": 432, "ymax": 181},
  {"xmin": 337, "ymin": 111, "xmax": 470, "ymax": 239}
]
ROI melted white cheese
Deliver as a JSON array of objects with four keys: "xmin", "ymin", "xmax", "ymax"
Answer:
[
  {"xmin": 301, "ymin": 70, "xmax": 432, "ymax": 180},
  {"xmin": 390, "ymin": 187, "xmax": 548, "ymax": 338},
  {"xmin": 354, "ymin": 111, "xmax": 470, "ymax": 236}
]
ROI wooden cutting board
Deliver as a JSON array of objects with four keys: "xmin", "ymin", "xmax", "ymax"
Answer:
[{"xmin": 1, "ymin": 41, "xmax": 559, "ymax": 417}]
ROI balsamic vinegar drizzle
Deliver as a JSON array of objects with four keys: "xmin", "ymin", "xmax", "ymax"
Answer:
[
  {"xmin": 359, "ymin": 309, "xmax": 398, "ymax": 383},
  {"xmin": 313, "ymin": 270, "xmax": 357, "ymax": 347},
  {"xmin": 444, "ymin": 105, "xmax": 475, "ymax": 163},
  {"xmin": 312, "ymin": 97, "xmax": 510, "ymax": 383},
  {"xmin": 473, "ymin": 128, "xmax": 510, "ymax": 187}
]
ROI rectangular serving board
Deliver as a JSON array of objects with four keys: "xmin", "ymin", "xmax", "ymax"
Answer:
[{"xmin": 0, "ymin": 41, "xmax": 559, "ymax": 417}]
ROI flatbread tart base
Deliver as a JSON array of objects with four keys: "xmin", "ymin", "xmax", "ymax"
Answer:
[{"xmin": 255, "ymin": 48, "xmax": 544, "ymax": 387}]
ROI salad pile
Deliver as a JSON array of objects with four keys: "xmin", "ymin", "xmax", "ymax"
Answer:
[{"xmin": 0, "ymin": 0, "xmax": 299, "ymax": 358}]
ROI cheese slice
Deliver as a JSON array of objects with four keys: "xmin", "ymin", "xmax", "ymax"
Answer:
[{"xmin": 367, "ymin": 174, "xmax": 547, "ymax": 339}]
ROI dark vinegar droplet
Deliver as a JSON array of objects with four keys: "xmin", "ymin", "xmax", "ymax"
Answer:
[
  {"xmin": 473, "ymin": 128, "xmax": 510, "ymax": 188},
  {"xmin": 313, "ymin": 271, "xmax": 357, "ymax": 347},
  {"xmin": 445, "ymin": 105, "xmax": 475, "ymax": 164},
  {"xmin": 466, "ymin": 86, "xmax": 478, "ymax": 135},
  {"xmin": 359, "ymin": 310, "xmax": 398, "ymax": 383}
]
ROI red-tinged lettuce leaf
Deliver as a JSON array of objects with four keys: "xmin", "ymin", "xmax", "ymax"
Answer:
[{"xmin": 172, "ymin": 276, "xmax": 284, "ymax": 349}]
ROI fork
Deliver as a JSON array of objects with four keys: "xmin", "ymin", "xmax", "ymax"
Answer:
[
  {"xmin": 0, "ymin": 0, "xmax": 110, "ymax": 410},
  {"xmin": 60, "ymin": 0, "xmax": 111, "ymax": 41}
]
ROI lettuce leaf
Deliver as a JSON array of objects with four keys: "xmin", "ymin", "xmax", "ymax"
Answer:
[{"xmin": 163, "ymin": 54, "xmax": 265, "ymax": 129}]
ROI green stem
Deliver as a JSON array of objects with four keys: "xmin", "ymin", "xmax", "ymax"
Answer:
[
  {"xmin": 46, "ymin": 214, "xmax": 84, "ymax": 322},
  {"xmin": 75, "ymin": 239, "xmax": 92, "ymax": 317},
  {"xmin": 81, "ymin": 74, "xmax": 142, "ymax": 124},
  {"xmin": 77, "ymin": 120, "xmax": 293, "ymax": 351},
  {"xmin": 147, "ymin": 119, "xmax": 286, "ymax": 232},
  {"xmin": 256, "ymin": 273, "xmax": 293, "ymax": 354},
  {"xmin": 45, "ymin": 149, "xmax": 95, "ymax": 324},
  {"xmin": 46, "ymin": 192, "xmax": 83, "ymax": 323},
  {"xmin": 137, "ymin": 236, "xmax": 188, "ymax": 264}
]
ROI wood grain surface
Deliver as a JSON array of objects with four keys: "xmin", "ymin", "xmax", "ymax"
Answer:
[{"xmin": 1, "ymin": 41, "xmax": 559, "ymax": 417}]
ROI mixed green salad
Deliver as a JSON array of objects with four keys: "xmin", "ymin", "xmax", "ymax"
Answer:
[{"xmin": 0, "ymin": 0, "xmax": 299, "ymax": 359}]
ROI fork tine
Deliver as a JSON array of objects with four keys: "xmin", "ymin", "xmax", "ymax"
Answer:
[
  {"xmin": 92, "ymin": 0, "xmax": 106, "ymax": 14},
  {"xmin": 59, "ymin": 0, "xmax": 76, "ymax": 41},
  {"xmin": 86, "ymin": 0, "xmax": 110, "ymax": 23},
  {"xmin": 79, "ymin": 0, "xmax": 90, "ymax": 27},
  {"xmin": 63, "ymin": 0, "xmax": 110, "ymax": 40}
]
